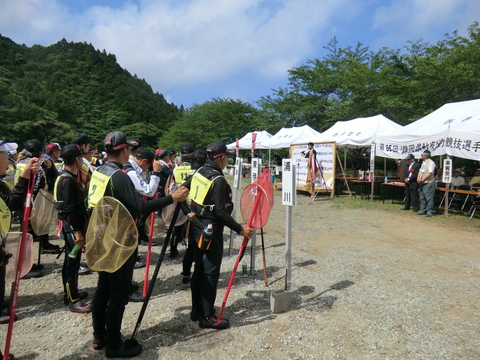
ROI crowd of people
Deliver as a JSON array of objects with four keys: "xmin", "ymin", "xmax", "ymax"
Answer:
[
  {"xmin": 399, "ymin": 150, "xmax": 480, "ymax": 217},
  {"xmin": 0, "ymin": 132, "xmax": 253, "ymax": 358}
]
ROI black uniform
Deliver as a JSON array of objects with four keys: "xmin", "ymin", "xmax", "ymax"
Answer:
[
  {"xmin": 0, "ymin": 178, "xmax": 29, "ymax": 315},
  {"xmin": 403, "ymin": 161, "xmax": 421, "ymax": 211},
  {"xmin": 91, "ymin": 161, "xmax": 175, "ymax": 350},
  {"xmin": 55, "ymin": 170, "xmax": 88, "ymax": 303},
  {"xmin": 16, "ymin": 157, "xmax": 58, "ymax": 252},
  {"xmin": 0, "ymin": 177, "xmax": 29, "ymax": 360},
  {"xmin": 188, "ymin": 159, "xmax": 242, "ymax": 322}
]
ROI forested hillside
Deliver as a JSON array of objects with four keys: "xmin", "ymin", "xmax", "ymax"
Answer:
[
  {"xmin": 0, "ymin": 36, "xmax": 181, "ymax": 148},
  {"xmin": 1, "ymin": 22, "xmax": 479, "ymax": 152}
]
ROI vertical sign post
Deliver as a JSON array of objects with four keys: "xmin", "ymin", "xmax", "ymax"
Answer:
[
  {"xmin": 370, "ymin": 142, "xmax": 376, "ymax": 202},
  {"xmin": 249, "ymin": 158, "xmax": 261, "ymax": 273},
  {"xmin": 443, "ymin": 157, "xmax": 452, "ymax": 217},
  {"xmin": 229, "ymin": 157, "xmax": 243, "ymax": 254},
  {"xmin": 282, "ymin": 158, "xmax": 296, "ymax": 291}
]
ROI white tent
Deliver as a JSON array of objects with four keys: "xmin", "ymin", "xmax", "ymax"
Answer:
[
  {"xmin": 304, "ymin": 114, "xmax": 402, "ymax": 147},
  {"xmin": 261, "ymin": 125, "xmax": 321, "ymax": 149},
  {"xmin": 375, "ymin": 99, "xmax": 480, "ymax": 160},
  {"xmin": 226, "ymin": 130, "xmax": 272, "ymax": 150}
]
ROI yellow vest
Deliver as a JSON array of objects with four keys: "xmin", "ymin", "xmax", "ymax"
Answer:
[
  {"xmin": 13, "ymin": 162, "xmax": 26, "ymax": 185},
  {"xmin": 0, "ymin": 198, "xmax": 11, "ymax": 238},
  {"xmin": 87, "ymin": 163, "xmax": 120, "ymax": 208},
  {"xmin": 189, "ymin": 172, "xmax": 222, "ymax": 206},
  {"xmin": 173, "ymin": 165, "xmax": 191, "ymax": 185}
]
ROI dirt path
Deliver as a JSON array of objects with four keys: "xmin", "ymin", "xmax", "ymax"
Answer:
[{"xmin": 2, "ymin": 193, "xmax": 480, "ymax": 359}]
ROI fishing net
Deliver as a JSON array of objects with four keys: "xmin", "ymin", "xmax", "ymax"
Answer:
[
  {"xmin": 30, "ymin": 189, "xmax": 57, "ymax": 236},
  {"xmin": 85, "ymin": 196, "xmax": 138, "ymax": 273},
  {"xmin": 161, "ymin": 181, "xmax": 187, "ymax": 227},
  {"xmin": 4, "ymin": 232, "xmax": 34, "ymax": 284},
  {"xmin": 240, "ymin": 169, "xmax": 274, "ymax": 229}
]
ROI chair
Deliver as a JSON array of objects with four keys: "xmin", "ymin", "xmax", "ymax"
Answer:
[
  {"xmin": 468, "ymin": 196, "xmax": 480, "ymax": 219},
  {"xmin": 448, "ymin": 184, "xmax": 472, "ymax": 211}
]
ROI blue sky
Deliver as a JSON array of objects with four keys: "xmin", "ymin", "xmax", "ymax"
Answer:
[{"xmin": 0, "ymin": 0, "xmax": 479, "ymax": 109}]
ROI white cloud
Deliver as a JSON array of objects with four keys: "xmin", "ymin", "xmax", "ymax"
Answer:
[
  {"xmin": 71, "ymin": 0, "xmax": 352, "ymax": 89},
  {"xmin": 0, "ymin": 0, "xmax": 73, "ymax": 44},
  {"xmin": 1, "ymin": 0, "xmax": 478, "ymax": 106},
  {"xmin": 372, "ymin": 0, "xmax": 480, "ymax": 47}
]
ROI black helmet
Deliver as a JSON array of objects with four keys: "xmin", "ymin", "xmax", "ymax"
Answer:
[
  {"xmin": 180, "ymin": 143, "xmax": 195, "ymax": 155},
  {"xmin": 24, "ymin": 139, "xmax": 43, "ymax": 158},
  {"xmin": 191, "ymin": 150, "xmax": 207, "ymax": 170}
]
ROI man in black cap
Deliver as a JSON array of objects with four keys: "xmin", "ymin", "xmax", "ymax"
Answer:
[
  {"xmin": 186, "ymin": 141, "xmax": 253, "ymax": 330},
  {"xmin": 417, "ymin": 149, "xmax": 436, "ymax": 217},
  {"xmin": 402, "ymin": 154, "xmax": 420, "ymax": 212},
  {"xmin": 54, "ymin": 144, "xmax": 91, "ymax": 313},
  {"xmin": 181, "ymin": 149, "xmax": 207, "ymax": 284},
  {"xmin": 15, "ymin": 139, "xmax": 59, "ymax": 257},
  {"xmin": 88, "ymin": 131, "xmax": 188, "ymax": 357}
]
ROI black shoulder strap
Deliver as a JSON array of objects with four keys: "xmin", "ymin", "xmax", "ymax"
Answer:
[{"xmin": 122, "ymin": 162, "xmax": 135, "ymax": 173}]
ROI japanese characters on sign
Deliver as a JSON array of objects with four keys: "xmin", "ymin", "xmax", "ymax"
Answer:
[
  {"xmin": 251, "ymin": 158, "xmax": 261, "ymax": 184},
  {"xmin": 377, "ymin": 136, "xmax": 480, "ymax": 159},
  {"xmin": 370, "ymin": 143, "xmax": 375, "ymax": 173},
  {"xmin": 442, "ymin": 159, "xmax": 452, "ymax": 184},
  {"xmin": 282, "ymin": 159, "xmax": 296, "ymax": 206}
]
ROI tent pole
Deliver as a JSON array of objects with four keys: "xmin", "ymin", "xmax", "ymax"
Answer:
[
  {"xmin": 444, "ymin": 155, "xmax": 449, "ymax": 217},
  {"xmin": 344, "ymin": 149, "xmax": 347, "ymax": 175}
]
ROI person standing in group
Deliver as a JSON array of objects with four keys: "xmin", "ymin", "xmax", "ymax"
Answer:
[
  {"xmin": 180, "ymin": 149, "xmax": 207, "ymax": 284},
  {"xmin": 417, "ymin": 149, "xmax": 436, "ymax": 217},
  {"xmin": 15, "ymin": 139, "xmax": 59, "ymax": 258},
  {"xmin": 45, "ymin": 143, "xmax": 63, "ymax": 171},
  {"xmin": 186, "ymin": 141, "xmax": 253, "ymax": 330},
  {"xmin": 402, "ymin": 154, "xmax": 421, "ymax": 212},
  {"xmin": 0, "ymin": 137, "xmax": 39, "ymax": 359},
  {"xmin": 54, "ymin": 144, "xmax": 91, "ymax": 313},
  {"xmin": 88, "ymin": 131, "xmax": 188, "ymax": 358},
  {"xmin": 72, "ymin": 133, "xmax": 96, "ymax": 190}
]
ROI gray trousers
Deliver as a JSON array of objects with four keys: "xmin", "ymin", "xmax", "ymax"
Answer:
[{"xmin": 419, "ymin": 181, "xmax": 436, "ymax": 215}]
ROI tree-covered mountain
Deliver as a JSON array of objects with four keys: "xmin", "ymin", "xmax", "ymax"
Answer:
[{"xmin": 0, "ymin": 36, "xmax": 182, "ymax": 149}]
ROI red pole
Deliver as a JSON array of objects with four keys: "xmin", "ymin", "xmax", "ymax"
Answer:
[
  {"xmin": 3, "ymin": 173, "xmax": 35, "ymax": 360},
  {"xmin": 215, "ymin": 185, "xmax": 263, "ymax": 324}
]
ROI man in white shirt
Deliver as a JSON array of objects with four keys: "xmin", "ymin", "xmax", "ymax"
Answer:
[
  {"xmin": 450, "ymin": 169, "xmax": 465, "ymax": 189},
  {"xmin": 417, "ymin": 149, "xmax": 436, "ymax": 217},
  {"xmin": 124, "ymin": 149, "xmax": 162, "ymax": 198}
]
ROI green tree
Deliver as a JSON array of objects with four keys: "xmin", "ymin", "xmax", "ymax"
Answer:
[{"xmin": 159, "ymin": 98, "xmax": 266, "ymax": 150}]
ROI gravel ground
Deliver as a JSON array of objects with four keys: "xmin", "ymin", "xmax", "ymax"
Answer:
[{"xmin": 1, "ymin": 191, "xmax": 480, "ymax": 359}]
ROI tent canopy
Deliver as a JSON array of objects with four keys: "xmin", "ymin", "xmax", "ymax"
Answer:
[
  {"xmin": 226, "ymin": 130, "xmax": 272, "ymax": 150},
  {"xmin": 261, "ymin": 125, "xmax": 321, "ymax": 149},
  {"xmin": 302, "ymin": 114, "xmax": 401, "ymax": 148},
  {"xmin": 375, "ymin": 99, "xmax": 480, "ymax": 160}
]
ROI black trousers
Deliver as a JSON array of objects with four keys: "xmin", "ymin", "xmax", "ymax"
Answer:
[
  {"xmin": 92, "ymin": 252, "xmax": 136, "ymax": 348},
  {"xmin": 190, "ymin": 225, "xmax": 224, "ymax": 319},
  {"xmin": 404, "ymin": 182, "xmax": 419, "ymax": 211},
  {"xmin": 182, "ymin": 224, "xmax": 196, "ymax": 276},
  {"xmin": 0, "ymin": 261, "xmax": 6, "ymax": 316},
  {"xmin": 61, "ymin": 222, "xmax": 81, "ymax": 302}
]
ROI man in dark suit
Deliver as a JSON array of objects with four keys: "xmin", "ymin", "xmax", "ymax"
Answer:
[{"xmin": 403, "ymin": 154, "xmax": 421, "ymax": 211}]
